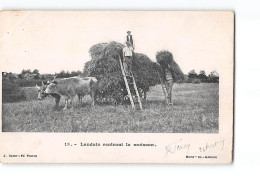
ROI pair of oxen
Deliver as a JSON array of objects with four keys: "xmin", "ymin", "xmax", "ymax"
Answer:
[{"xmin": 36, "ymin": 76, "xmax": 98, "ymax": 109}]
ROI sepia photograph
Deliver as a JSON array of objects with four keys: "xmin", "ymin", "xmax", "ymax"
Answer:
[
  {"xmin": 1, "ymin": 11, "xmax": 222, "ymax": 133},
  {"xmin": 0, "ymin": 11, "xmax": 233, "ymax": 163}
]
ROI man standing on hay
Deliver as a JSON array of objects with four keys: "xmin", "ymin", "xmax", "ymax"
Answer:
[
  {"xmin": 126, "ymin": 31, "xmax": 134, "ymax": 49},
  {"xmin": 123, "ymin": 41, "xmax": 134, "ymax": 77}
]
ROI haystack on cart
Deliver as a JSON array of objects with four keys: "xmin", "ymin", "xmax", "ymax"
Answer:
[{"xmin": 84, "ymin": 41, "xmax": 160, "ymax": 108}]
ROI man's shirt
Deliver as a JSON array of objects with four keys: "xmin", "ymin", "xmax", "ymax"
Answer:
[
  {"xmin": 123, "ymin": 46, "xmax": 134, "ymax": 57},
  {"xmin": 165, "ymin": 68, "xmax": 173, "ymax": 80}
]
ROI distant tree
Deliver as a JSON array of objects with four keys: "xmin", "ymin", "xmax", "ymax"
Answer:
[
  {"xmin": 21, "ymin": 69, "xmax": 32, "ymax": 75},
  {"xmin": 71, "ymin": 71, "xmax": 82, "ymax": 77},
  {"xmin": 56, "ymin": 70, "xmax": 82, "ymax": 78},
  {"xmin": 199, "ymin": 70, "xmax": 206, "ymax": 75},
  {"xmin": 65, "ymin": 71, "xmax": 70, "ymax": 78},
  {"xmin": 188, "ymin": 69, "xmax": 198, "ymax": 79},
  {"xmin": 40, "ymin": 76, "xmax": 46, "ymax": 80},
  {"xmin": 33, "ymin": 74, "xmax": 40, "ymax": 79},
  {"xmin": 32, "ymin": 69, "xmax": 40, "ymax": 75},
  {"xmin": 7, "ymin": 72, "xmax": 17, "ymax": 79},
  {"xmin": 208, "ymin": 70, "xmax": 219, "ymax": 83},
  {"xmin": 71, "ymin": 71, "xmax": 77, "ymax": 77},
  {"xmin": 198, "ymin": 70, "xmax": 207, "ymax": 82},
  {"xmin": 18, "ymin": 74, "xmax": 24, "ymax": 79},
  {"xmin": 209, "ymin": 70, "xmax": 219, "ymax": 77},
  {"xmin": 57, "ymin": 70, "xmax": 65, "ymax": 78}
]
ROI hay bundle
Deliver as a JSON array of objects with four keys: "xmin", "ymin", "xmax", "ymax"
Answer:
[
  {"xmin": 155, "ymin": 50, "xmax": 184, "ymax": 82},
  {"xmin": 84, "ymin": 41, "xmax": 160, "ymax": 100}
]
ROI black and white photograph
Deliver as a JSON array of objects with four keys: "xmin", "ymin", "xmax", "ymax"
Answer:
[
  {"xmin": 1, "ymin": 11, "xmax": 224, "ymax": 133},
  {"xmin": 0, "ymin": 11, "xmax": 233, "ymax": 163}
]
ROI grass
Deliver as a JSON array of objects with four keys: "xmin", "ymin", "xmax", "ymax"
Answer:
[{"xmin": 2, "ymin": 83, "xmax": 219, "ymax": 133}]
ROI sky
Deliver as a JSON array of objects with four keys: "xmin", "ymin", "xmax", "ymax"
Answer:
[{"xmin": 0, "ymin": 11, "xmax": 234, "ymax": 75}]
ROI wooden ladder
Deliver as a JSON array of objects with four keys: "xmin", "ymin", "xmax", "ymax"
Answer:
[{"xmin": 118, "ymin": 55, "xmax": 143, "ymax": 110}]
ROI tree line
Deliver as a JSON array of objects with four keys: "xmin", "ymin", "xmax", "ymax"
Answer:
[
  {"xmin": 2, "ymin": 69, "xmax": 82, "ymax": 81},
  {"xmin": 183, "ymin": 70, "xmax": 219, "ymax": 83}
]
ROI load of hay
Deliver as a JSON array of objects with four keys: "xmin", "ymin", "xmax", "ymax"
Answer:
[
  {"xmin": 155, "ymin": 50, "xmax": 184, "ymax": 82},
  {"xmin": 83, "ymin": 41, "xmax": 160, "ymax": 102}
]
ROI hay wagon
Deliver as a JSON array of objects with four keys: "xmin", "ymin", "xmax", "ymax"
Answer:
[
  {"xmin": 93, "ymin": 86, "xmax": 146, "ymax": 105},
  {"xmin": 83, "ymin": 41, "xmax": 184, "ymax": 107}
]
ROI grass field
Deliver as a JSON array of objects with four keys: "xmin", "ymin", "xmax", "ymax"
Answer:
[{"xmin": 2, "ymin": 83, "xmax": 219, "ymax": 133}]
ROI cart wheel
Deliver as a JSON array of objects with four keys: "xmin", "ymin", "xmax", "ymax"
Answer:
[
  {"xmin": 138, "ymin": 88, "xmax": 147, "ymax": 101},
  {"xmin": 111, "ymin": 90, "xmax": 124, "ymax": 105}
]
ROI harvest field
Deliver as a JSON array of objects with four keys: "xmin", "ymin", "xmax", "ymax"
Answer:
[{"xmin": 2, "ymin": 83, "xmax": 219, "ymax": 133}]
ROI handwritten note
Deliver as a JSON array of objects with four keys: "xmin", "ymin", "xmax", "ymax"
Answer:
[
  {"xmin": 165, "ymin": 139, "xmax": 190, "ymax": 157},
  {"xmin": 199, "ymin": 139, "xmax": 225, "ymax": 153},
  {"xmin": 165, "ymin": 139, "xmax": 225, "ymax": 158}
]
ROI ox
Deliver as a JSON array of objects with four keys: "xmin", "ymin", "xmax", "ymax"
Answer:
[
  {"xmin": 44, "ymin": 77, "xmax": 98, "ymax": 109},
  {"xmin": 36, "ymin": 82, "xmax": 61, "ymax": 107}
]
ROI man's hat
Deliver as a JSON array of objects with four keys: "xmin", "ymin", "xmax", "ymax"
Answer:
[{"xmin": 127, "ymin": 31, "xmax": 131, "ymax": 33}]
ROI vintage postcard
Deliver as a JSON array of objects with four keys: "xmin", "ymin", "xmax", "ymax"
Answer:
[{"xmin": 0, "ymin": 11, "xmax": 234, "ymax": 163}]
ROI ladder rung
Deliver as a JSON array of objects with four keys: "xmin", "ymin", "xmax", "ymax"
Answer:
[{"xmin": 118, "ymin": 56, "xmax": 143, "ymax": 110}]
